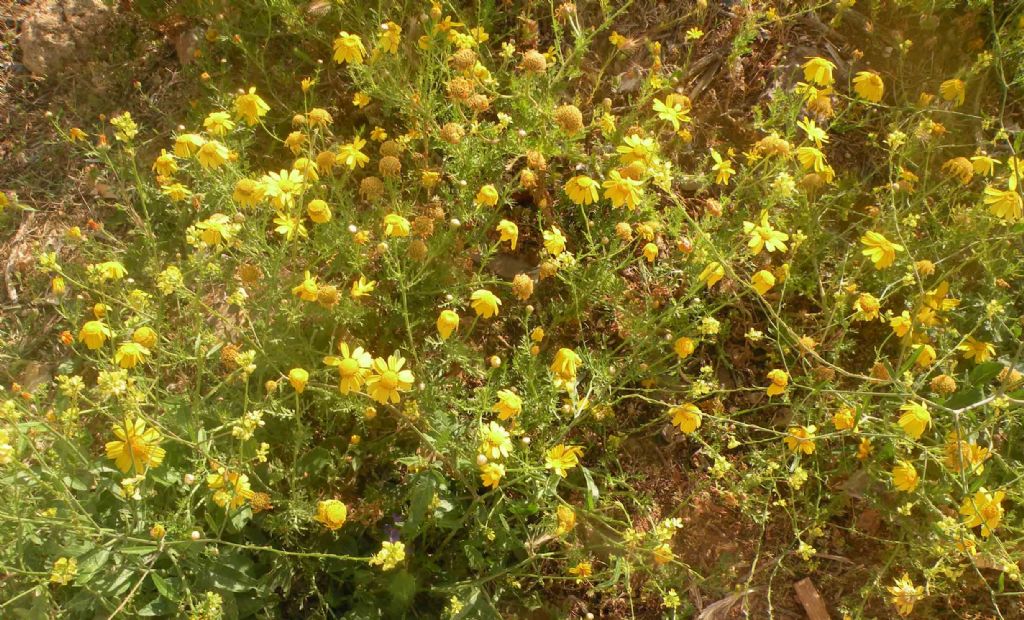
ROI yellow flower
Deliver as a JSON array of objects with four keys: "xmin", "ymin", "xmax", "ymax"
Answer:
[
  {"xmin": 232, "ymin": 178, "xmax": 266, "ymax": 207},
  {"xmin": 365, "ymin": 352, "xmax": 415, "ymax": 404},
  {"xmin": 479, "ymin": 462, "xmax": 505, "ymax": 489},
  {"xmin": 233, "ymin": 87, "xmax": 270, "ymax": 126},
  {"xmin": 545, "ymin": 444, "xmax": 583, "ymax": 477},
  {"xmin": 173, "ymin": 133, "xmax": 205, "ymax": 157},
  {"xmin": 475, "ymin": 184, "xmax": 499, "ymax": 207},
  {"xmin": 939, "ymin": 78, "xmax": 966, "ymax": 106},
  {"xmin": 105, "ymin": 416, "xmax": 166, "ymax": 473},
  {"xmin": 50, "ymin": 557, "xmax": 78, "ymax": 585},
  {"xmin": 641, "ymin": 242, "xmax": 658, "ymax": 263},
  {"xmin": 436, "ymin": 310, "xmax": 460, "ymax": 340},
  {"xmin": 470, "ymin": 289, "xmax": 501, "ymax": 318},
  {"xmin": 333, "ymin": 31, "xmax": 366, "ymax": 65},
  {"xmin": 887, "ymin": 574, "xmax": 924, "ymax": 617},
  {"xmin": 369, "ymin": 540, "xmax": 406, "ymax": 571},
  {"xmin": 897, "ymin": 401, "xmax": 931, "ymax": 440},
  {"xmin": 203, "ymin": 111, "xmax": 236, "ymax": 136},
  {"xmin": 832, "ymin": 406, "xmax": 856, "ymax": 430},
  {"xmin": 890, "ymin": 311, "xmax": 913, "ymax": 338},
  {"xmin": 616, "ymin": 134, "xmax": 656, "ymax": 165},
  {"xmin": 307, "ymin": 107, "xmax": 333, "ymax": 128},
  {"xmin": 742, "ymin": 211, "xmax": 789, "ymax": 255},
  {"xmin": 94, "ymin": 261, "xmax": 128, "ymax": 281},
  {"xmin": 307, "ymin": 199, "xmax": 332, "ymax": 224},
  {"xmin": 853, "ymin": 292, "xmax": 881, "ymax": 321},
  {"xmin": 491, "ymin": 389, "xmax": 522, "ymax": 420},
  {"xmin": 196, "ymin": 140, "xmax": 230, "ymax": 169},
  {"xmin": 913, "ymin": 343, "xmax": 936, "ymax": 368},
  {"xmin": 542, "ymin": 226, "xmax": 567, "ymax": 256},
  {"xmin": 274, "ymin": 212, "xmax": 307, "ymax": 241},
  {"xmin": 983, "ymin": 186, "xmax": 1022, "ymax": 221},
  {"xmin": 708, "ymin": 148, "xmax": 735, "ymax": 185},
  {"xmin": 550, "ymin": 347, "xmax": 582, "ymax": 381},
  {"xmin": 698, "ymin": 262, "xmax": 725, "ymax": 288},
  {"xmin": 338, "ymin": 137, "xmax": 370, "ymax": 169},
  {"xmin": 797, "ymin": 116, "xmax": 829, "ymax": 147},
  {"xmin": 479, "ymin": 421, "xmax": 512, "ymax": 460},
  {"xmin": 652, "ymin": 543, "xmax": 674, "ymax": 565},
  {"xmin": 653, "ymin": 97, "xmax": 691, "ymax": 131},
  {"xmin": 959, "ymin": 336, "xmax": 995, "ymax": 363},
  {"xmin": 292, "ymin": 271, "xmax": 319, "ymax": 301},
  {"xmin": 669, "ymin": 403, "xmax": 702, "ymax": 434},
  {"xmin": 262, "ymin": 169, "xmax": 305, "ymax": 209},
  {"xmin": 288, "ymin": 368, "xmax": 309, "ymax": 393},
  {"xmin": 568, "ymin": 560, "xmax": 592, "ymax": 581},
  {"xmin": 350, "ymin": 275, "xmax": 376, "ymax": 298},
  {"xmin": 353, "ymin": 92, "xmax": 370, "ymax": 108},
  {"xmin": 132, "ymin": 326, "xmax": 158, "ymax": 349},
  {"xmin": 892, "ymin": 461, "xmax": 919, "ymax": 492},
  {"xmin": 114, "ymin": 342, "xmax": 150, "ymax": 369},
  {"xmin": 944, "ymin": 431, "xmax": 989, "ymax": 475},
  {"xmin": 766, "ymin": 369, "xmax": 789, "ymax": 396},
  {"xmin": 564, "ymin": 175, "xmax": 600, "ymax": 205},
  {"xmin": 383, "ymin": 213, "xmax": 411, "ymax": 237},
  {"xmin": 795, "ymin": 145, "xmax": 827, "ymax": 172},
  {"xmin": 314, "ymin": 499, "xmax": 348, "ymax": 530},
  {"xmin": 960, "ymin": 488, "xmax": 1005, "ymax": 537},
  {"xmin": 783, "ymin": 425, "xmax": 816, "ymax": 454},
  {"xmin": 751, "ymin": 270, "xmax": 776, "ymax": 295},
  {"xmin": 860, "ymin": 231, "xmax": 904, "ymax": 269},
  {"xmin": 379, "ymin": 21, "xmax": 402, "ymax": 53},
  {"xmin": 602, "ymin": 169, "xmax": 644, "ymax": 210},
  {"xmin": 152, "ymin": 149, "xmax": 177, "ymax": 176},
  {"xmin": 324, "ymin": 342, "xmax": 373, "ymax": 394},
  {"xmin": 281, "ymin": 130, "xmax": 306, "ymax": 155},
  {"xmin": 671, "ymin": 337, "xmax": 695, "ymax": 360},
  {"xmin": 208, "ymin": 468, "xmax": 255, "ymax": 509},
  {"xmin": 971, "ymin": 154, "xmax": 999, "ymax": 176},
  {"xmin": 496, "ymin": 219, "xmax": 518, "ymax": 250},
  {"xmin": 78, "ymin": 320, "xmax": 111, "ymax": 350},
  {"xmin": 852, "ymin": 70, "xmax": 884, "ymax": 102},
  {"xmin": 555, "ymin": 504, "xmax": 576, "ymax": 535},
  {"xmin": 802, "ymin": 56, "xmax": 835, "ymax": 86}
]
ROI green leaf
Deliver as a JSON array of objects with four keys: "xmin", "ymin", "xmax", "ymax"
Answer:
[
  {"xmin": 135, "ymin": 595, "xmax": 175, "ymax": 616},
  {"xmin": 119, "ymin": 546, "xmax": 158, "ymax": 555},
  {"xmin": 403, "ymin": 475, "xmax": 436, "ymax": 536},
  {"xmin": 208, "ymin": 561, "xmax": 257, "ymax": 592},
  {"xmin": 298, "ymin": 447, "xmax": 333, "ymax": 475},
  {"xmin": 387, "ymin": 570, "xmax": 417, "ymax": 610},
  {"xmin": 74, "ymin": 547, "xmax": 110, "ymax": 585},
  {"xmin": 150, "ymin": 572, "xmax": 179, "ymax": 602},
  {"xmin": 968, "ymin": 362, "xmax": 1003, "ymax": 387},
  {"xmin": 581, "ymin": 467, "xmax": 600, "ymax": 509}
]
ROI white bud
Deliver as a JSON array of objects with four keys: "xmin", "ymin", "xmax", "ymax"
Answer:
[
  {"xmin": 190, "ymin": 530, "xmax": 201, "ymax": 540},
  {"xmin": 348, "ymin": 224, "xmax": 358, "ymax": 233},
  {"xmin": 476, "ymin": 453, "xmax": 488, "ymax": 465}
]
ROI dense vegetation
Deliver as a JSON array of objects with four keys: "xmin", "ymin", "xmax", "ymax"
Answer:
[{"xmin": 1, "ymin": 1, "xmax": 1023, "ymax": 617}]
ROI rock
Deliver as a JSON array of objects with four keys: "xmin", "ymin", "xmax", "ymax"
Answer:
[
  {"xmin": 18, "ymin": 0, "xmax": 112, "ymax": 77},
  {"xmin": 793, "ymin": 578, "xmax": 831, "ymax": 620}
]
